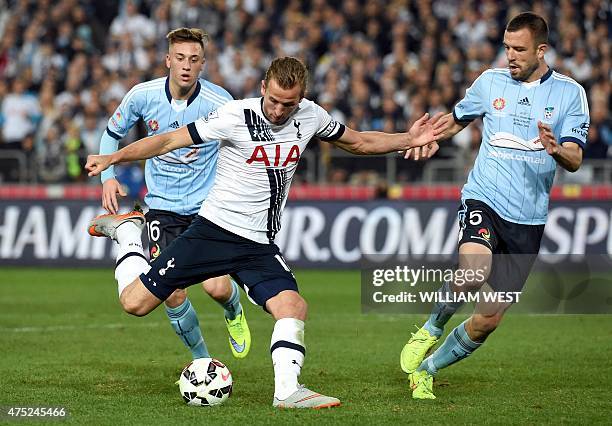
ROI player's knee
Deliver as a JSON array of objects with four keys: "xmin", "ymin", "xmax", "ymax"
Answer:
[
  {"xmin": 457, "ymin": 246, "xmax": 492, "ymax": 291},
  {"xmin": 278, "ymin": 290, "xmax": 307, "ymax": 312},
  {"xmin": 120, "ymin": 294, "xmax": 149, "ymax": 317},
  {"xmin": 294, "ymin": 295, "xmax": 307, "ymax": 315},
  {"xmin": 471, "ymin": 312, "xmax": 503, "ymax": 335},
  {"xmin": 202, "ymin": 277, "xmax": 232, "ymax": 301},
  {"xmin": 287, "ymin": 292, "xmax": 307, "ymax": 314},
  {"xmin": 267, "ymin": 290, "xmax": 307, "ymax": 319},
  {"xmin": 455, "ymin": 269, "xmax": 488, "ymax": 292},
  {"xmin": 165, "ymin": 289, "xmax": 187, "ymax": 308}
]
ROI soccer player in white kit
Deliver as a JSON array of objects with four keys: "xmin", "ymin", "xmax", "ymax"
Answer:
[{"xmin": 85, "ymin": 57, "xmax": 439, "ymax": 408}]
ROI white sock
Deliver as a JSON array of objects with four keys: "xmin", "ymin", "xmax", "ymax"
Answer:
[
  {"xmin": 114, "ymin": 222, "xmax": 150, "ymax": 296},
  {"xmin": 270, "ymin": 318, "xmax": 305, "ymax": 400}
]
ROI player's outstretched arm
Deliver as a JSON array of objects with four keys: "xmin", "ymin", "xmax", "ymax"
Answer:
[
  {"xmin": 85, "ymin": 127, "xmax": 193, "ymax": 177},
  {"xmin": 403, "ymin": 142, "xmax": 440, "ymax": 161},
  {"xmin": 537, "ymin": 121, "xmax": 583, "ymax": 172},
  {"xmin": 331, "ymin": 113, "xmax": 439, "ymax": 155},
  {"xmin": 401, "ymin": 112, "xmax": 445, "ymax": 160},
  {"xmin": 431, "ymin": 112, "xmax": 468, "ymax": 141},
  {"xmin": 98, "ymin": 131, "xmax": 127, "ymax": 214}
]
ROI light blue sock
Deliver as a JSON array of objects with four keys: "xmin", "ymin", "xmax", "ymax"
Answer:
[
  {"xmin": 166, "ymin": 299, "xmax": 209, "ymax": 359},
  {"xmin": 423, "ymin": 281, "xmax": 464, "ymax": 337},
  {"xmin": 221, "ymin": 279, "xmax": 242, "ymax": 321},
  {"xmin": 418, "ymin": 319, "xmax": 481, "ymax": 375}
]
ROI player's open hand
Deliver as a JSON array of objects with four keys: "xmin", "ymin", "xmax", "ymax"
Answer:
[
  {"xmin": 102, "ymin": 178, "xmax": 127, "ymax": 214},
  {"xmin": 408, "ymin": 113, "xmax": 438, "ymax": 148},
  {"xmin": 537, "ymin": 121, "xmax": 559, "ymax": 155},
  {"xmin": 431, "ymin": 112, "xmax": 457, "ymax": 140},
  {"xmin": 85, "ymin": 154, "xmax": 112, "ymax": 177},
  {"xmin": 403, "ymin": 142, "xmax": 440, "ymax": 160}
]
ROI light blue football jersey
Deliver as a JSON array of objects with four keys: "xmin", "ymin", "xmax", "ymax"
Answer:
[
  {"xmin": 105, "ymin": 77, "xmax": 233, "ymax": 215},
  {"xmin": 454, "ymin": 68, "xmax": 589, "ymax": 225}
]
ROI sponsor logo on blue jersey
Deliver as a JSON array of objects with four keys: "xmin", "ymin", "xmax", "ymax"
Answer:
[
  {"xmin": 544, "ymin": 106, "xmax": 554, "ymax": 119},
  {"xmin": 518, "ymin": 97, "xmax": 531, "ymax": 106}
]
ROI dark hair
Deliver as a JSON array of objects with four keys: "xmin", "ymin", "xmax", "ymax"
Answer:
[
  {"xmin": 166, "ymin": 28, "xmax": 208, "ymax": 49},
  {"xmin": 506, "ymin": 12, "xmax": 549, "ymax": 46},
  {"xmin": 264, "ymin": 57, "xmax": 308, "ymax": 97}
]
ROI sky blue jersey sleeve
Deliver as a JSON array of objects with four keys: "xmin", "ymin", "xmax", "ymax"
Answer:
[
  {"xmin": 558, "ymin": 84, "xmax": 590, "ymax": 149},
  {"xmin": 452, "ymin": 72, "xmax": 489, "ymax": 124},
  {"xmin": 99, "ymin": 132, "xmax": 119, "ymax": 183},
  {"xmin": 99, "ymin": 87, "xmax": 145, "ymax": 182}
]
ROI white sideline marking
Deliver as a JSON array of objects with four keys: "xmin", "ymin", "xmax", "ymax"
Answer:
[
  {"xmin": 1, "ymin": 322, "xmax": 166, "ymax": 333},
  {"xmin": 2, "ymin": 312, "xmax": 223, "ymax": 333}
]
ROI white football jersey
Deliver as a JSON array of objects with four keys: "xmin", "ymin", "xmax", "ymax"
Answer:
[{"xmin": 187, "ymin": 97, "xmax": 344, "ymax": 244}]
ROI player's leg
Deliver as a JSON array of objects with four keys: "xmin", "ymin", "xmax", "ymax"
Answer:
[
  {"xmin": 201, "ymin": 275, "xmax": 252, "ymax": 358},
  {"xmin": 266, "ymin": 290, "xmax": 339, "ymax": 408},
  {"xmin": 454, "ymin": 220, "xmax": 544, "ymax": 345},
  {"xmin": 406, "ymin": 243, "xmax": 493, "ymax": 400},
  {"xmin": 405, "ymin": 200, "xmax": 498, "ymax": 399},
  {"xmin": 425, "ymin": 200, "xmax": 497, "ymax": 335},
  {"xmin": 410, "ymin": 299, "xmax": 510, "ymax": 399},
  {"xmin": 411, "ymin": 209, "xmax": 542, "ymax": 399},
  {"xmin": 265, "ymin": 290, "xmax": 312, "ymax": 407},
  {"xmin": 453, "ymin": 228, "xmax": 542, "ymax": 343},
  {"xmin": 146, "ymin": 210, "xmax": 210, "ymax": 360},
  {"xmin": 118, "ymin": 277, "xmax": 164, "ymax": 316},
  {"xmin": 412, "ymin": 276, "xmax": 512, "ymax": 400},
  {"xmin": 88, "ymin": 209, "xmax": 163, "ymax": 316},
  {"xmin": 164, "ymin": 288, "xmax": 210, "ymax": 359},
  {"xmin": 401, "ymin": 200, "xmax": 495, "ymax": 374},
  {"xmin": 233, "ymin": 251, "xmax": 339, "ymax": 409},
  {"xmin": 424, "ymin": 242, "xmax": 492, "ymax": 334},
  {"xmin": 466, "ymin": 305, "xmax": 508, "ymax": 342}
]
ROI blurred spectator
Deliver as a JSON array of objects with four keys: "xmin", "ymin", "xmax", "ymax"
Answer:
[
  {"xmin": 171, "ymin": 0, "xmax": 220, "ymax": 38},
  {"xmin": 64, "ymin": 123, "xmax": 86, "ymax": 181},
  {"xmin": 564, "ymin": 48, "xmax": 592, "ymax": 84},
  {"xmin": 35, "ymin": 79, "xmax": 60, "ymax": 150},
  {"xmin": 219, "ymin": 50, "xmax": 258, "ymax": 97},
  {"xmin": 1, "ymin": 78, "xmax": 40, "ymax": 146},
  {"xmin": 37, "ymin": 125, "xmax": 66, "ymax": 183},
  {"xmin": 585, "ymin": 104, "xmax": 612, "ymax": 159},
  {"xmin": 103, "ymin": 36, "xmax": 149, "ymax": 73},
  {"xmin": 79, "ymin": 112, "xmax": 106, "ymax": 155},
  {"xmin": 109, "ymin": 0, "xmax": 154, "ymax": 49},
  {"xmin": 453, "ymin": 9, "xmax": 488, "ymax": 49}
]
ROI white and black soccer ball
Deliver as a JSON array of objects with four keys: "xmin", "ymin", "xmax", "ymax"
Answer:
[{"xmin": 178, "ymin": 358, "xmax": 233, "ymax": 406}]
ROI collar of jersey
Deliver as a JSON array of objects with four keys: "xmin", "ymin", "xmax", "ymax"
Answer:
[
  {"xmin": 165, "ymin": 77, "xmax": 201, "ymax": 106},
  {"xmin": 519, "ymin": 67, "xmax": 553, "ymax": 88},
  {"xmin": 259, "ymin": 97, "xmax": 300, "ymax": 127}
]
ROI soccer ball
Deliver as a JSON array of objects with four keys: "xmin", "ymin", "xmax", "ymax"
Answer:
[{"xmin": 178, "ymin": 358, "xmax": 233, "ymax": 406}]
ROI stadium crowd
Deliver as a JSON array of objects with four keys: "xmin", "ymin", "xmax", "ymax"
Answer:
[{"xmin": 0, "ymin": 0, "xmax": 609, "ymax": 186}]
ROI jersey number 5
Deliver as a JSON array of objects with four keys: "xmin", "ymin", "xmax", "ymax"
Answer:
[{"xmin": 469, "ymin": 210, "xmax": 483, "ymax": 226}]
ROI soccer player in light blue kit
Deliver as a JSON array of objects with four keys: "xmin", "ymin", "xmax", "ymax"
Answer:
[
  {"xmin": 98, "ymin": 28, "xmax": 251, "ymax": 361},
  {"xmin": 400, "ymin": 12, "xmax": 589, "ymax": 399}
]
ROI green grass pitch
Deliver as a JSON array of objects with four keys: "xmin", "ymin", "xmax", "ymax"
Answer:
[{"xmin": 1, "ymin": 268, "xmax": 610, "ymax": 424}]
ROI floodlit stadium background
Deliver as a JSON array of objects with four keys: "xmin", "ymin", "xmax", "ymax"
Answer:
[{"xmin": 0, "ymin": 0, "xmax": 609, "ymax": 265}]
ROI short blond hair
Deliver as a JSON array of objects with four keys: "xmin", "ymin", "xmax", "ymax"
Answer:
[
  {"xmin": 264, "ymin": 57, "xmax": 308, "ymax": 96},
  {"xmin": 166, "ymin": 27, "xmax": 209, "ymax": 49}
]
